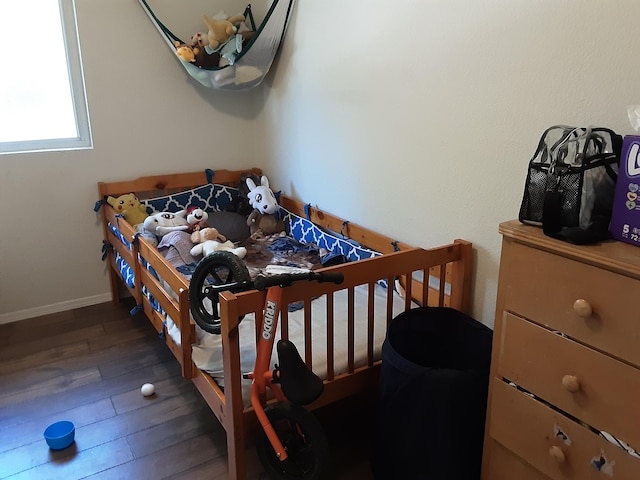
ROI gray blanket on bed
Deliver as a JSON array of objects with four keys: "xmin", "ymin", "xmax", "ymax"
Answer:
[{"xmin": 174, "ymin": 233, "xmax": 324, "ymax": 280}]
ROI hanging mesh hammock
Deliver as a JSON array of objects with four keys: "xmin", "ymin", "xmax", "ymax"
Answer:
[{"xmin": 138, "ymin": 0, "xmax": 294, "ymax": 91}]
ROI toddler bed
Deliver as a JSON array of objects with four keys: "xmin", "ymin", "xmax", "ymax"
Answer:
[{"xmin": 97, "ymin": 168, "xmax": 474, "ymax": 480}]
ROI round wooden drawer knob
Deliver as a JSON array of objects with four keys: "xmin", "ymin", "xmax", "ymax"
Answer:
[
  {"xmin": 549, "ymin": 446, "xmax": 566, "ymax": 463},
  {"xmin": 562, "ymin": 374, "xmax": 580, "ymax": 393},
  {"xmin": 573, "ymin": 299, "xmax": 592, "ymax": 318}
]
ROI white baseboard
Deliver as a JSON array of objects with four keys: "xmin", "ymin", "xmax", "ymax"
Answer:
[{"xmin": 0, "ymin": 293, "xmax": 113, "ymax": 325}]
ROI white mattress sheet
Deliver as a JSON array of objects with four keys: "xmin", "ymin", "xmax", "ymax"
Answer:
[{"xmin": 165, "ymin": 283, "xmax": 409, "ymax": 407}]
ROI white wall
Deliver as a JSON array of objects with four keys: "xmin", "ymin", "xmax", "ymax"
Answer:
[
  {"xmin": 259, "ymin": 0, "xmax": 640, "ymax": 326},
  {"xmin": 2, "ymin": 1, "xmax": 639, "ymax": 326},
  {"xmin": 0, "ymin": 0, "xmax": 264, "ymax": 322}
]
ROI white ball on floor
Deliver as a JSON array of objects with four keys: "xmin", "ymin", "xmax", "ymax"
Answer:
[{"xmin": 140, "ymin": 383, "xmax": 155, "ymax": 397}]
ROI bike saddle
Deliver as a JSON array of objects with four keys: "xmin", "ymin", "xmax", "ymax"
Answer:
[{"xmin": 276, "ymin": 339, "xmax": 324, "ymax": 406}]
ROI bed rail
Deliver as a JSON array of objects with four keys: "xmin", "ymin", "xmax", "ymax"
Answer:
[
  {"xmin": 97, "ymin": 168, "xmax": 475, "ymax": 480},
  {"xmin": 213, "ymin": 239, "xmax": 473, "ymax": 479},
  {"xmin": 97, "ymin": 168, "xmax": 261, "ymax": 200},
  {"xmin": 278, "ymin": 196, "xmax": 414, "ymax": 254}
]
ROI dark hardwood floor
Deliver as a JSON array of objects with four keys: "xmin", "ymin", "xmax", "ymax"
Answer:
[{"xmin": 0, "ymin": 299, "xmax": 377, "ymax": 479}]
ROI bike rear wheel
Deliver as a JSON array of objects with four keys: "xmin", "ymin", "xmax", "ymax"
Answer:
[
  {"xmin": 188, "ymin": 251, "xmax": 250, "ymax": 334},
  {"xmin": 256, "ymin": 403, "xmax": 328, "ymax": 480}
]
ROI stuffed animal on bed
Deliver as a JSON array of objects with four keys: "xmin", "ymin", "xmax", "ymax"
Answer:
[
  {"xmin": 143, "ymin": 210, "xmax": 189, "ymax": 243},
  {"xmin": 186, "ymin": 207, "xmax": 209, "ymax": 232},
  {"xmin": 135, "ymin": 224, "xmax": 159, "ymax": 247},
  {"xmin": 245, "ymin": 175, "xmax": 285, "ymax": 238},
  {"xmin": 107, "ymin": 193, "xmax": 149, "ymax": 226},
  {"xmin": 190, "ymin": 227, "xmax": 247, "ymax": 259}
]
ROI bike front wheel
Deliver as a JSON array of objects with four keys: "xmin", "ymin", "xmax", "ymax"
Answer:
[
  {"xmin": 188, "ymin": 251, "xmax": 250, "ymax": 334},
  {"xmin": 256, "ymin": 403, "xmax": 328, "ymax": 480}
]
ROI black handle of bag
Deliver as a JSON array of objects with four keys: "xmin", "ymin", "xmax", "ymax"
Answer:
[{"xmin": 541, "ymin": 127, "xmax": 585, "ymax": 236}]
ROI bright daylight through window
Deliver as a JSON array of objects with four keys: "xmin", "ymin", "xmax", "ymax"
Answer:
[{"xmin": 0, "ymin": 0, "xmax": 91, "ymax": 154}]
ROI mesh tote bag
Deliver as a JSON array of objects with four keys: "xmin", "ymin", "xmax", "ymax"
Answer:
[{"xmin": 519, "ymin": 125, "xmax": 622, "ymax": 244}]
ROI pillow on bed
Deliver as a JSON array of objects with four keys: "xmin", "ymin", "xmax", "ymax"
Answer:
[
  {"xmin": 157, "ymin": 231, "xmax": 200, "ymax": 267},
  {"xmin": 207, "ymin": 211, "xmax": 251, "ymax": 243}
]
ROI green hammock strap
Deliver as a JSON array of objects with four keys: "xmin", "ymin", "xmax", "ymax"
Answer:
[{"xmin": 139, "ymin": 0, "xmax": 183, "ymax": 45}]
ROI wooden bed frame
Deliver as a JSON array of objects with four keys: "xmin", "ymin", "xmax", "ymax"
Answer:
[{"xmin": 97, "ymin": 168, "xmax": 474, "ymax": 479}]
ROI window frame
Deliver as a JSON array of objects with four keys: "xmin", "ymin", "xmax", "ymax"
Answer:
[{"xmin": 0, "ymin": 0, "xmax": 92, "ymax": 155}]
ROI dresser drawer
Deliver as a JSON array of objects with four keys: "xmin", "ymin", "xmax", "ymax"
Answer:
[
  {"xmin": 484, "ymin": 439, "xmax": 551, "ymax": 480},
  {"xmin": 497, "ymin": 312, "xmax": 640, "ymax": 450},
  {"xmin": 489, "ymin": 378, "xmax": 640, "ymax": 480},
  {"xmin": 499, "ymin": 240, "xmax": 640, "ymax": 367}
]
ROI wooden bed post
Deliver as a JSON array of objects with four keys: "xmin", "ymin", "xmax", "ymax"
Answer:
[
  {"xmin": 130, "ymin": 235, "xmax": 143, "ymax": 307},
  {"xmin": 97, "ymin": 184, "xmax": 122, "ymax": 305},
  {"xmin": 177, "ymin": 288, "xmax": 195, "ymax": 379},
  {"xmin": 105, "ymin": 249, "xmax": 122, "ymax": 304},
  {"xmin": 450, "ymin": 240, "xmax": 474, "ymax": 315},
  {"xmin": 219, "ymin": 291, "xmax": 249, "ymax": 480}
]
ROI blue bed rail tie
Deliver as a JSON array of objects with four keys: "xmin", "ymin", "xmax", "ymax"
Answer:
[
  {"xmin": 340, "ymin": 221, "xmax": 349, "ymax": 237},
  {"xmin": 101, "ymin": 241, "xmax": 112, "ymax": 261},
  {"xmin": 159, "ymin": 321, "xmax": 167, "ymax": 340},
  {"xmin": 205, "ymin": 169, "xmax": 215, "ymax": 184}
]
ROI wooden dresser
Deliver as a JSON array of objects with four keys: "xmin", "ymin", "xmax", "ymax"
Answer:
[{"xmin": 481, "ymin": 220, "xmax": 640, "ymax": 480}]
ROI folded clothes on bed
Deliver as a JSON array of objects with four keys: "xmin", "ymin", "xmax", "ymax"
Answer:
[{"xmin": 158, "ymin": 231, "xmax": 200, "ymax": 267}]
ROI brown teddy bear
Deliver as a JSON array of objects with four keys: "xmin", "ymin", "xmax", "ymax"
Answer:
[
  {"xmin": 202, "ymin": 14, "xmax": 245, "ymax": 51},
  {"xmin": 190, "ymin": 227, "xmax": 247, "ymax": 258}
]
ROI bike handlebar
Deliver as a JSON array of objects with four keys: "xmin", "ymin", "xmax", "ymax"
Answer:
[{"xmin": 253, "ymin": 271, "xmax": 344, "ymax": 291}]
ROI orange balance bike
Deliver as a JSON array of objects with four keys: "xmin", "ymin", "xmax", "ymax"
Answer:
[{"xmin": 189, "ymin": 251, "xmax": 344, "ymax": 480}]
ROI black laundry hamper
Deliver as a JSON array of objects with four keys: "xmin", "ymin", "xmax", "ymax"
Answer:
[{"xmin": 373, "ymin": 307, "xmax": 492, "ymax": 480}]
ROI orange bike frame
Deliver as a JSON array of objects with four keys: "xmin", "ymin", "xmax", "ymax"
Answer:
[{"xmin": 245, "ymin": 285, "xmax": 289, "ymax": 461}]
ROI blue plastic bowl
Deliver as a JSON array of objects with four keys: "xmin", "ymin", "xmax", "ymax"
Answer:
[{"xmin": 43, "ymin": 421, "xmax": 75, "ymax": 450}]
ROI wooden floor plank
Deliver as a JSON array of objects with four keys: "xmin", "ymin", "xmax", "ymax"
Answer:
[
  {"xmin": 0, "ymin": 324, "xmax": 105, "ymax": 362},
  {"xmin": 5, "ymin": 438, "xmax": 134, "ymax": 480},
  {"xmin": 125, "ymin": 405, "xmax": 223, "ymax": 458},
  {"xmin": 84, "ymin": 433, "xmax": 227, "ymax": 479},
  {"xmin": 0, "ymin": 341, "xmax": 91, "ymax": 377},
  {"xmin": 0, "ymin": 366, "xmax": 102, "ymax": 407},
  {"xmin": 0, "ymin": 332, "xmax": 171, "ymax": 394},
  {"xmin": 0, "ymin": 359, "xmax": 181, "ymax": 427},
  {"xmin": 0, "ymin": 300, "xmax": 375, "ymax": 480},
  {"xmin": 110, "ymin": 375, "xmax": 199, "ymax": 415},
  {"xmin": 0, "ymin": 398, "xmax": 115, "ymax": 455},
  {"xmin": 0, "ymin": 310, "xmax": 77, "ymax": 347}
]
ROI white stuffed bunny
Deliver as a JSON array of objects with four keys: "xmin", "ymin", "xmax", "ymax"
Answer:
[{"xmin": 245, "ymin": 175, "xmax": 284, "ymax": 237}]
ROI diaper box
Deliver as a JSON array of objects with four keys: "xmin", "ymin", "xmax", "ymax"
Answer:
[{"xmin": 610, "ymin": 135, "xmax": 640, "ymax": 247}]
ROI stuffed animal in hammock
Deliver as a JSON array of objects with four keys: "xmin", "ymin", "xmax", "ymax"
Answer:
[
  {"xmin": 174, "ymin": 41, "xmax": 199, "ymax": 63},
  {"xmin": 202, "ymin": 13, "xmax": 246, "ymax": 51},
  {"xmin": 190, "ymin": 227, "xmax": 247, "ymax": 259},
  {"xmin": 245, "ymin": 175, "xmax": 285, "ymax": 238}
]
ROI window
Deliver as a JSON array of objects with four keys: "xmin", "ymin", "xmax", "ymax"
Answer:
[{"xmin": 0, "ymin": 0, "xmax": 92, "ymax": 154}]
